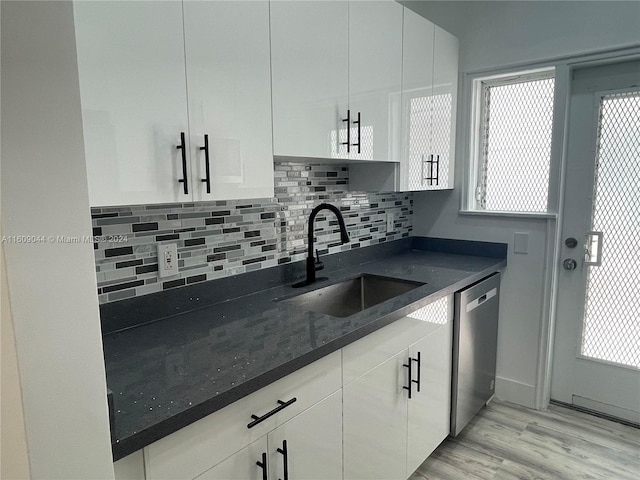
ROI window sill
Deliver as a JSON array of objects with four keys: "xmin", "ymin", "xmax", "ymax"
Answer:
[{"xmin": 459, "ymin": 209, "xmax": 558, "ymax": 219}]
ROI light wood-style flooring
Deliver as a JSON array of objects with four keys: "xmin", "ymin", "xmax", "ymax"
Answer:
[{"xmin": 409, "ymin": 400, "xmax": 640, "ymax": 480}]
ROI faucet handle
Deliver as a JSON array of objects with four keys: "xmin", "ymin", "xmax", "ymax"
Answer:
[{"xmin": 314, "ymin": 249, "xmax": 324, "ymax": 271}]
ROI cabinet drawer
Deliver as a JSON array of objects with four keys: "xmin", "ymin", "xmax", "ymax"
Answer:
[
  {"xmin": 144, "ymin": 351, "xmax": 341, "ymax": 480},
  {"xmin": 343, "ymin": 317, "xmax": 440, "ymax": 385}
]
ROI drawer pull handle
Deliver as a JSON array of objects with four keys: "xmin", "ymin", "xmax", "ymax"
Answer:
[
  {"xmin": 256, "ymin": 452, "xmax": 267, "ymax": 480},
  {"xmin": 247, "ymin": 397, "xmax": 297, "ymax": 429},
  {"xmin": 277, "ymin": 439, "xmax": 289, "ymax": 480}
]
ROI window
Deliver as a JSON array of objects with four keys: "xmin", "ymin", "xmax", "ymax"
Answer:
[{"xmin": 469, "ymin": 68, "xmax": 555, "ymax": 213}]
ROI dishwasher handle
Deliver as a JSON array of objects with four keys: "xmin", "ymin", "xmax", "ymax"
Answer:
[{"xmin": 465, "ymin": 287, "xmax": 497, "ymax": 313}]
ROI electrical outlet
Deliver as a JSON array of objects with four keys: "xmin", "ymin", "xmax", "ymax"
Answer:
[
  {"xmin": 386, "ymin": 212, "xmax": 394, "ymax": 232},
  {"xmin": 158, "ymin": 243, "xmax": 179, "ymax": 278}
]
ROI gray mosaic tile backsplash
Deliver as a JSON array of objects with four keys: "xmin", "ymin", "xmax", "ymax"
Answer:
[{"xmin": 93, "ymin": 163, "xmax": 413, "ymax": 304}]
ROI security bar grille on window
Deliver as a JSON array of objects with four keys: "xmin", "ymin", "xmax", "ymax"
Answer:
[{"xmin": 475, "ymin": 71, "xmax": 555, "ymax": 212}]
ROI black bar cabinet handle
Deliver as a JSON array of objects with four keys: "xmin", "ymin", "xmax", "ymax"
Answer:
[
  {"xmin": 411, "ymin": 352, "xmax": 421, "ymax": 393},
  {"xmin": 352, "ymin": 111, "xmax": 361, "ymax": 154},
  {"xmin": 403, "ymin": 359, "xmax": 412, "ymax": 399},
  {"xmin": 199, "ymin": 134, "xmax": 211, "ymax": 194},
  {"xmin": 429, "ymin": 154, "xmax": 435, "ymax": 185},
  {"xmin": 341, "ymin": 109, "xmax": 351, "ymax": 153},
  {"xmin": 436, "ymin": 154, "xmax": 440, "ymax": 185},
  {"xmin": 256, "ymin": 452, "xmax": 268, "ymax": 480},
  {"xmin": 423, "ymin": 154, "xmax": 434, "ymax": 185},
  {"xmin": 176, "ymin": 132, "xmax": 188, "ymax": 194},
  {"xmin": 277, "ymin": 439, "xmax": 289, "ymax": 480},
  {"xmin": 247, "ymin": 397, "xmax": 297, "ymax": 429}
]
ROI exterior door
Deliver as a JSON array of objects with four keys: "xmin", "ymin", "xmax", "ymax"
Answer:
[{"xmin": 551, "ymin": 60, "xmax": 640, "ymax": 424}]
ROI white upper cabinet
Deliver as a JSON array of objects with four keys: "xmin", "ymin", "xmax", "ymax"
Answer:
[
  {"xmin": 74, "ymin": 1, "xmax": 190, "ymax": 207},
  {"xmin": 270, "ymin": 0, "xmax": 349, "ymax": 160},
  {"xmin": 76, "ymin": 0, "xmax": 274, "ymax": 207},
  {"xmin": 351, "ymin": 7, "xmax": 459, "ymax": 193},
  {"xmin": 348, "ymin": 0, "xmax": 403, "ymax": 162},
  {"xmin": 399, "ymin": 8, "xmax": 458, "ymax": 191},
  {"xmin": 270, "ymin": 0, "xmax": 402, "ymax": 162},
  {"xmin": 399, "ymin": 7, "xmax": 435, "ymax": 192},
  {"xmin": 432, "ymin": 25, "xmax": 459, "ymax": 190},
  {"xmin": 183, "ymin": 0, "xmax": 274, "ymax": 201}
]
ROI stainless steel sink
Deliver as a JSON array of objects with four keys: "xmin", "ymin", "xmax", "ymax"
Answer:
[{"xmin": 283, "ymin": 274, "xmax": 425, "ymax": 318}]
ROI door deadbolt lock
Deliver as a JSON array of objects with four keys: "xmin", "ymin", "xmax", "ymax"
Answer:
[
  {"xmin": 563, "ymin": 258, "xmax": 578, "ymax": 270},
  {"xmin": 565, "ymin": 237, "xmax": 578, "ymax": 248}
]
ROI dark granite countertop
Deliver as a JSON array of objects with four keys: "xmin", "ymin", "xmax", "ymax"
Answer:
[{"xmin": 102, "ymin": 237, "xmax": 507, "ymax": 460}]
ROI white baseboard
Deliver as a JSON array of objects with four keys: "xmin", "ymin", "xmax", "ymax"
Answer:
[{"xmin": 495, "ymin": 376, "xmax": 536, "ymax": 409}]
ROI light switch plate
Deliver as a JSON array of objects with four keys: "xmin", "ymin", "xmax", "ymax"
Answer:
[
  {"xmin": 514, "ymin": 232, "xmax": 529, "ymax": 254},
  {"xmin": 158, "ymin": 243, "xmax": 179, "ymax": 278}
]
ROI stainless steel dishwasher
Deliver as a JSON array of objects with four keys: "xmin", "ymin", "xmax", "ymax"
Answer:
[{"xmin": 451, "ymin": 272, "xmax": 500, "ymax": 436}]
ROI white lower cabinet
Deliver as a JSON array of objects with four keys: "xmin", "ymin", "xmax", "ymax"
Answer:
[
  {"xmin": 195, "ymin": 438, "xmax": 268, "ymax": 480},
  {"xmin": 406, "ymin": 325, "xmax": 452, "ymax": 475},
  {"xmin": 343, "ymin": 351, "xmax": 409, "ymax": 480},
  {"xmin": 268, "ymin": 391, "xmax": 343, "ymax": 480},
  {"xmin": 144, "ymin": 351, "xmax": 341, "ymax": 480},
  {"xmin": 187, "ymin": 391, "xmax": 343, "ymax": 480},
  {"xmin": 113, "ymin": 451, "xmax": 145, "ymax": 480},
  {"xmin": 343, "ymin": 296, "xmax": 453, "ymax": 480},
  {"xmin": 124, "ymin": 297, "xmax": 453, "ymax": 480}
]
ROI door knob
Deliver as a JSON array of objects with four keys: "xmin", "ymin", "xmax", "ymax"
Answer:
[{"xmin": 563, "ymin": 258, "xmax": 577, "ymax": 270}]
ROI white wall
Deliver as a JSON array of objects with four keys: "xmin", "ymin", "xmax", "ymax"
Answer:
[
  {"xmin": 402, "ymin": 1, "xmax": 640, "ymax": 71},
  {"xmin": 1, "ymin": 1, "xmax": 114, "ymax": 477},
  {"xmin": 0, "ymin": 5, "xmax": 30, "ymax": 477},
  {"xmin": 403, "ymin": 1, "xmax": 640, "ymax": 408}
]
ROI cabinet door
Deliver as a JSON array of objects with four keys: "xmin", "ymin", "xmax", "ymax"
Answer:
[
  {"xmin": 399, "ymin": 7, "xmax": 435, "ymax": 192},
  {"xmin": 113, "ymin": 451, "xmax": 144, "ymax": 480},
  {"xmin": 431, "ymin": 26, "xmax": 459, "ymax": 190},
  {"xmin": 407, "ymin": 325, "xmax": 453, "ymax": 475},
  {"xmin": 268, "ymin": 390, "xmax": 343, "ymax": 480},
  {"xmin": 183, "ymin": 1, "xmax": 274, "ymax": 201},
  {"xmin": 348, "ymin": 0, "xmax": 403, "ymax": 162},
  {"xmin": 196, "ymin": 438, "xmax": 268, "ymax": 480},
  {"xmin": 74, "ymin": 1, "xmax": 190, "ymax": 207},
  {"xmin": 343, "ymin": 351, "xmax": 408, "ymax": 480},
  {"xmin": 271, "ymin": 0, "xmax": 349, "ymax": 160}
]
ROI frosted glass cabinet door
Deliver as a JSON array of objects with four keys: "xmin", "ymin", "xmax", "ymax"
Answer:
[
  {"xmin": 348, "ymin": 0, "xmax": 403, "ymax": 162},
  {"xmin": 183, "ymin": 1, "xmax": 274, "ymax": 201},
  {"xmin": 74, "ymin": 1, "xmax": 190, "ymax": 207},
  {"xmin": 270, "ymin": 0, "xmax": 349, "ymax": 160},
  {"xmin": 431, "ymin": 25, "xmax": 459, "ymax": 190},
  {"xmin": 268, "ymin": 391, "xmax": 343, "ymax": 480},
  {"xmin": 399, "ymin": 7, "xmax": 435, "ymax": 192}
]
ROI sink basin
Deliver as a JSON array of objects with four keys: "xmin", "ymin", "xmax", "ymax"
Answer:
[{"xmin": 283, "ymin": 274, "xmax": 425, "ymax": 318}]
